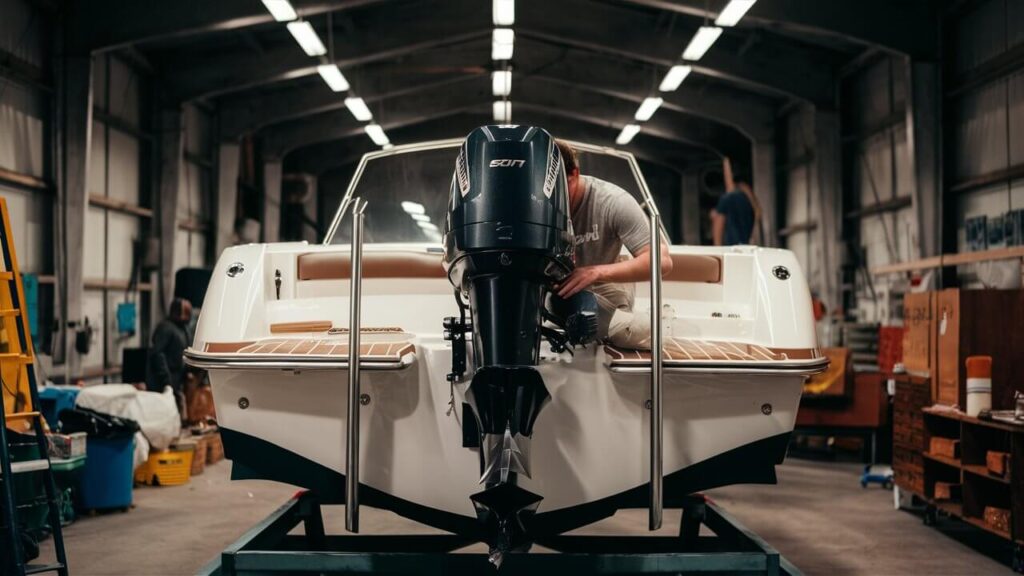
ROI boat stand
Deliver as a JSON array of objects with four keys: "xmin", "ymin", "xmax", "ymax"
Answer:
[{"xmin": 198, "ymin": 491, "xmax": 802, "ymax": 576}]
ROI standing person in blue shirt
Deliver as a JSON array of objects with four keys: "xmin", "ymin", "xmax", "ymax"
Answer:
[{"xmin": 712, "ymin": 157, "xmax": 762, "ymax": 246}]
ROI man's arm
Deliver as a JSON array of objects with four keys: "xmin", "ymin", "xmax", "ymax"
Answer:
[
  {"xmin": 556, "ymin": 242, "xmax": 672, "ymax": 298},
  {"xmin": 723, "ymin": 156, "xmax": 735, "ymax": 192}
]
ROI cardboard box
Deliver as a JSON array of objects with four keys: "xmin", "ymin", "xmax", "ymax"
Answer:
[
  {"xmin": 986, "ymin": 450, "xmax": 1009, "ymax": 478},
  {"xmin": 929, "ymin": 436, "xmax": 960, "ymax": 459},
  {"xmin": 984, "ymin": 506, "xmax": 1011, "ymax": 533},
  {"xmin": 934, "ymin": 481, "xmax": 961, "ymax": 501},
  {"xmin": 902, "ymin": 292, "xmax": 934, "ymax": 377}
]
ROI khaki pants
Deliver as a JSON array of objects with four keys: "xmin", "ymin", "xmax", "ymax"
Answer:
[{"xmin": 591, "ymin": 283, "xmax": 653, "ymax": 350}]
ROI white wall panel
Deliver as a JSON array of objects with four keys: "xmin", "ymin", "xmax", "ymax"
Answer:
[
  {"xmin": 106, "ymin": 212, "xmax": 139, "ymax": 281},
  {"xmin": 88, "ymin": 121, "xmax": 106, "ymax": 195},
  {"xmin": 953, "ymin": 81, "xmax": 1008, "ymax": 180},
  {"xmin": 857, "ymin": 134, "xmax": 894, "ymax": 205},
  {"xmin": 83, "ymin": 207, "xmax": 105, "ymax": 279},
  {"xmin": 0, "ymin": 186, "xmax": 44, "ymax": 273},
  {"xmin": 107, "ymin": 128, "xmax": 140, "ymax": 203},
  {"xmin": 0, "ymin": 82, "xmax": 46, "ymax": 178}
]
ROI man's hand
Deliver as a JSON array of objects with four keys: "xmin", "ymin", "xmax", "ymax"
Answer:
[{"xmin": 555, "ymin": 265, "xmax": 605, "ymax": 298}]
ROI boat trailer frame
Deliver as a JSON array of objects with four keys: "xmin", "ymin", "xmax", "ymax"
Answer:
[{"xmin": 198, "ymin": 491, "xmax": 802, "ymax": 576}]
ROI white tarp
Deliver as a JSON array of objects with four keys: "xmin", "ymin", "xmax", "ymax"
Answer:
[{"xmin": 75, "ymin": 384, "xmax": 181, "ymax": 469}]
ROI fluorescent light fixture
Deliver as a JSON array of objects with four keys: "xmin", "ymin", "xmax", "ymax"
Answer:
[
  {"xmin": 616, "ymin": 124, "xmax": 641, "ymax": 145},
  {"xmin": 492, "ymin": 28, "xmax": 515, "ymax": 60},
  {"xmin": 493, "ymin": 0, "xmax": 515, "ymax": 26},
  {"xmin": 682, "ymin": 26, "xmax": 722, "ymax": 61},
  {"xmin": 317, "ymin": 64, "xmax": 350, "ymax": 92},
  {"xmin": 417, "ymin": 221, "xmax": 439, "ymax": 231},
  {"xmin": 261, "ymin": 0, "xmax": 297, "ymax": 21},
  {"xmin": 411, "ymin": 213, "xmax": 430, "ymax": 222},
  {"xmin": 287, "ymin": 21, "xmax": 327, "ymax": 56},
  {"xmin": 659, "ymin": 65, "xmax": 692, "ymax": 92},
  {"xmin": 493, "ymin": 100, "xmax": 512, "ymax": 122},
  {"xmin": 401, "ymin": 201, "xmax": 425, "ymax": 214},
  {"xmin": 716, "ymin": 0, "xmax": 757, "ymax": 26},
  {"xmin": 492, "ymin": 70, "xmax": 512, "ymax": 96},
  {"xmin": 364, "ymin": 123, "xmax": 389, "ymax": 147},
  {"xmin": 344, "ymin": 97, "xmax": 373, "ymax": 122},
  {"xmin": 634, "ymin": 97, "xmax": 663, "ymax": 121}
]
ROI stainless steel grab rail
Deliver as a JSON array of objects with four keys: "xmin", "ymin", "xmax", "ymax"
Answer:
[
  {"xmin": 648, "ymin": 212, "xmax": 663, "ymax": 531},
  {"xmin": 345, "ymin": 198, "xmax": 367, "ymax": 533}
]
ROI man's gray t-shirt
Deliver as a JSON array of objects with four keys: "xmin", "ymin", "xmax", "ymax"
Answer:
[
  {"xmin": 571, "ymin": 175, "xmax": 651, "ymax": 336},
  {"xmin": 572, "ymin": 175, "xmax": 650, "ymax": 266}
]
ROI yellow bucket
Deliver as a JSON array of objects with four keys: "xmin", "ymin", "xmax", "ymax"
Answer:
[{"xmin": 134, "ymin": 447, "xmax": 194, "ymax": 486}]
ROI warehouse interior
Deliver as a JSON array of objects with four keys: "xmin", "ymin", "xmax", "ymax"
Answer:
[{"xmin": 2, "ymin": 0, "xmax": 1024, "ymax": 574}]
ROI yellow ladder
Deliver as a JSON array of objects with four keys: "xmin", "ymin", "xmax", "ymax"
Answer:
[{"xmin": 0, "ymin": 197, "xmax": 69, "ymax": 575}]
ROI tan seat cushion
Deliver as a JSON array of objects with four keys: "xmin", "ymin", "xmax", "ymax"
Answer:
[
  {"xmin": 297, "ymin": 251, "xmax": 445, "ymax": 281},
  {"xmin": 665, "ymin": 254, "xmax": 722, "ymax": 283}
]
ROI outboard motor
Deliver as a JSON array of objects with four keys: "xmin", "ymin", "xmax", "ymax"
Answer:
[{"xmin": 443, "ymin": 126, "xmax": 573, "ymax": 565}]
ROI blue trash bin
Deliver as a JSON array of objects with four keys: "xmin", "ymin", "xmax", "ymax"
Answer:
[{"xmin": 78, "ymin": 436, "xmax": 135, "ymax": 510}]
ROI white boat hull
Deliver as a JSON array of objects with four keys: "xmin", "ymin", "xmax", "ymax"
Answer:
[{"xmin": 207, "ymin": 335, "xmax": 803, "ymax": 533}]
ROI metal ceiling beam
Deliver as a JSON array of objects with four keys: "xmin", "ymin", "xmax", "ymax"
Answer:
[
  {"xmin": 71, "ymin": 0, "xmax": 391, "ymax": 52},
  {"xmin": 157, "ymin": 0, "xmax": 831, "ymax": 105},
  {"xmin": 292, "ymin": 108, "xmax": 712, "ymax": 176},
  {"xmin": 517, "ymin": 0, "xmax": 836, "ymax": 106},
  {"xmin": 217, "ymin": 41, "xmax": 492, "ymax": 138},
  {"xmin": 259, "ymin": 74, "xmax": 747, "ymax": 159},
  {"xmin": 609, "ymin": 0, "xmax": 939, "ymax": 60},
  {"xmin": 167, "ymin": 29, "xmax": 491, "ymax": 102},
  {"xmin": 218, "ymin": 35, "xmax": 775, "ymax": 141}
]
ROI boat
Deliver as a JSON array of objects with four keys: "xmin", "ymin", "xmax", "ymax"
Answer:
[{"xmin": 185, "ymin": 126, "xmax": 827, "ymax": 564}]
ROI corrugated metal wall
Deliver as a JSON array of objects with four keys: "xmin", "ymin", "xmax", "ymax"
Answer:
[
  {"xmin": 841, "ymin": 56, "xmax": 918, "ymax": 322},
  {"xmin": 83, "ymin": 54, "xmax": 149, "ymax": 377},
  {"xmin": 947, "ymin": 0, "xmax": 1024, "ymax": 258}
]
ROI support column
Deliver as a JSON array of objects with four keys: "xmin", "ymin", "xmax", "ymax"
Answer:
[
  {"xmin": 905, "ymin": 59, "xmax": 942, "ymax": 261},
  {"xmin": 680, "ymin": 170, "xmax": 701, "ymax": 245},
  {"xmin": 55, "ymin": 53, "xmax": 93, "ymax": 373},
  {"xmin": 751, "ymin": 139, "xmax": 777, "ymax": 247},
  {"xmin": 158, "ymin": 109, "xmax": 183, "ymax": 312},
  {"xmin": 263, "ymin": 160, "xmax": 282, "ymax": 243},
  {"xmin": 216, "ymin": 142, "xmax": 240, "ymax": 255},
  {"xmin": 813, "ymin": 110, "xmax": 843, "ymax": 311}
]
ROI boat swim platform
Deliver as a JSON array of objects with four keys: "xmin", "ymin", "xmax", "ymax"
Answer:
[{"xmin": 198, "ymin": 490, "xmax": 803, "ymax": 576}]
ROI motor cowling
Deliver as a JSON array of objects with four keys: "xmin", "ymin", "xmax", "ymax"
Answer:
[
  {"xmin": 442, "ymin": 125, "xmax": 573, "ymax": 565},
  {"xmin": 444, "ymin": 125, "xmax": 573, "ymax": 367}
]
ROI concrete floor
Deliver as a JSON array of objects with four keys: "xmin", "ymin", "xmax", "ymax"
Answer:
[{"xmin": 39, "ymin": 458, "xmax": 1015, "ymax": 575}]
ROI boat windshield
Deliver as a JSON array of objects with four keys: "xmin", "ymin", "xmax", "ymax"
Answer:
[{"xmin": 324, "ymin": 139, "xmax": 654, "ymax": 245}]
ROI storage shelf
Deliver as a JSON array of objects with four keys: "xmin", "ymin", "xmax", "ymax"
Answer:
[
  {"xmin": 88, "ymin": 193, "xmax": 153, "ymax": 218},
  {"xmin": 922, "ymin": 451, "xmax": 961, "ymax": 469},
  {"xmin": 961, "ymin": 514, "xmax": 1012, "ymax": 541},
  {"xmin": 962, "ymin": 464, "xmax": 1011, "ymax": 485}
]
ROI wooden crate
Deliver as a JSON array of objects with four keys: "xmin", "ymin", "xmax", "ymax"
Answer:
[
  {"xmin": 205, "ymin": 432, "xmax": 224, "ymax": 464},
  {"xmin": 935, "ymin": 289, "xmax": 1024, "ymax": 410}
]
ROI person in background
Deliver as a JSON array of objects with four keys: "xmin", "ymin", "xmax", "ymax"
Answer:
[
  {"xmin": 712, "ymin": 157, "xmax": 762, "ymax": 246},
  {"xmin": 146, "ymin": 298, "xmax": 192, "ymax": 420}
]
